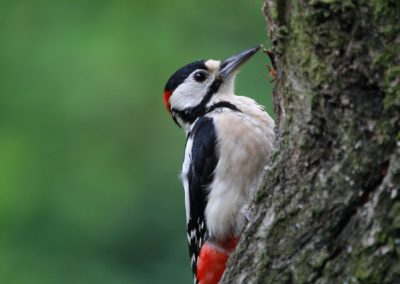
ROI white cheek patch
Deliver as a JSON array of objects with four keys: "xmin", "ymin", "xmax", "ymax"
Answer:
[
  {"xmin": 170, "ymin": 79, "xmax": 204, "ymax": 110},
  {"xmin": 205, "ymin": 60, "xmax": 221, "ymax": 73},
  {"xmin": 169, "ymin": 62, "xmax": 220, "ymax": 113}
]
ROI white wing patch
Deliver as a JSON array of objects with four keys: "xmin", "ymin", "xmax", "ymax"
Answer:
[{"xmin": 182, "ymin": 136, "xmax": 193, "ymax": 223}]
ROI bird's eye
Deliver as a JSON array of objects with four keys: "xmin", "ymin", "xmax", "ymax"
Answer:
[{"xmin": 193, "ymin": 71, "xmax": 208, "ymax": 83}]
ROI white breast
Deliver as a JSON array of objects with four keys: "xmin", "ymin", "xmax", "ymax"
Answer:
[{"xmin": 205, "ymin": 96, "xmax": 275, "ymax": 239}]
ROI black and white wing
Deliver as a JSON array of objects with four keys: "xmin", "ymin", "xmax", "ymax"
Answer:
[{"xmin": 183, "ymin": 116, "xmax": 219, "ymax": 277}]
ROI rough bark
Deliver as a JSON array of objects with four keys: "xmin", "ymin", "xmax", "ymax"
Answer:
[{"xmin": 221, "ymin": 0, "xmax": 400, "ymax": 283}]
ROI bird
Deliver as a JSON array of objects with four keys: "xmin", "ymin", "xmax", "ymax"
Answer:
[{"xmin": 163, "ymin": 46, "xmax": 275, "ymax": 284}]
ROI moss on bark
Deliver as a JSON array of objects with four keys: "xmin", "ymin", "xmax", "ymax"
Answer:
[{"xmin": 221, "ymin": 0, "xmax": 400, "ymax": 283}]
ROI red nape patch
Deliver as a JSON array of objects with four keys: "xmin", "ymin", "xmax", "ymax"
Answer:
[
  {"xmin": 163, "ymin": 90, "xmax": 172, "ymax": 114},
  {"xmin": 196, "ymin": 238, "xmax": 238, "ymax": 284}
]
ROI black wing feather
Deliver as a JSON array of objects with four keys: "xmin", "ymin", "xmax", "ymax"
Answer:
[{"xmin": 186, "ymin": 116, "xmax": 218, "ymax": 277}]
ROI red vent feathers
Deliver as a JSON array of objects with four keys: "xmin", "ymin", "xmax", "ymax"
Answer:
[{"xmin": 196, "ymin": 237, "xmax": 238, "ymax": 284}]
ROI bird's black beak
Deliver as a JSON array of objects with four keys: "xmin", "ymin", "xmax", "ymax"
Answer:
[{"xmin": 218, "ymin": 45, "xmax": 261, "ymax": 79}]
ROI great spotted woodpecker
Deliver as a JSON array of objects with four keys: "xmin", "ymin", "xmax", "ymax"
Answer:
[{"xmin": 163, "ymin": 46, "xmax": 275, "ymax": 284}]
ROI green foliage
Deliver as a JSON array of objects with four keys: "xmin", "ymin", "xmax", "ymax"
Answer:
[{"xmin": 0, "ymin": 0, "xmax": 272, "ymax": 283}]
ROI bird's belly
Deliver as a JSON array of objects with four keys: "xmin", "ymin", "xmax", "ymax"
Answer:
[{"xmin": 205, "ymin": 112, "xmax": 271, "ymax": 238}]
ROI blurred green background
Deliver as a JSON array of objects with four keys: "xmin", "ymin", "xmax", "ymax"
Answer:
[{"xmin": 0, "ymin": 0, "xmax": 272, "ymax": 283}]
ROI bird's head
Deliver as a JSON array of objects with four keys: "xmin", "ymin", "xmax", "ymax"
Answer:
[{"xmin": 163, "ymin": 45, "xmax": 261, "ymax": 128}]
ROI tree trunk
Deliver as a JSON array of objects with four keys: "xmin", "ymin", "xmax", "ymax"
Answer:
[{"xmin": 221, "ymin": 0, "xmax": 400, "ymax": 283}]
